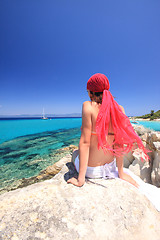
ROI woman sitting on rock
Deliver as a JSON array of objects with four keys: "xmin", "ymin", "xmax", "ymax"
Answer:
[{"xmin": 67, "ymin": 73, "xmax": 149, "ymax": 188}]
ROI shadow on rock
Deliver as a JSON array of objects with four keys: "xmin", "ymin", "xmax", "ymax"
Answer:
[{"xmin": 64, "ymin": 162, "xmax": 78, "ymax": 182}]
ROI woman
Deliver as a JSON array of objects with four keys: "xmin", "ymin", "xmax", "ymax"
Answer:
[{"xmin": 67, "ymin": 73, "xmax": 149, "ymax": 188}]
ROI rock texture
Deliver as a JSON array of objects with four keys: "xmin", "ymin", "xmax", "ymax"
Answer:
[
  {"xmin": 123, "ymin": 151, "xmax": 135, "ymax": 168},
  {"xmin": 123, "ymin": 125, "xmax": 160, "ymax": 186},
  {"xmin": 0, "ymin": 156, "xmax": 160, "ymax": 240},
  {"xmin": 151, "ymin": 142, "xmax": 160, "ymax": 187},
  {"xmin": 128, "ymin": 157, "xmax": 152, "ymax": 183}
]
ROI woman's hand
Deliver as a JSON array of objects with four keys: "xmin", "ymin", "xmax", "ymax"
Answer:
[
  {"xmin": 119, "ymin": 172, "xmax": 139, "ymax": 188},
  {"xmin": 67, "ymin": 177, "xmax": 85, "ymax": 187}
]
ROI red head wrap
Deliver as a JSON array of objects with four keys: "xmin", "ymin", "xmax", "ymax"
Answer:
[
  {"xmin": 87, "ymin": 73, "xmax": 149, "ymax": 161},
  {"xmin": 87, "ymin": 73, "xmax": 110, "ymax": 92}
]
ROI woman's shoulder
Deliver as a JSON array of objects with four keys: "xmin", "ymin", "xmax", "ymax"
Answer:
[
  {"xmin": 82, "ymin": 101, "xmax": 92, "ymax": 107},
  {"xmin": 82, "ymin": 101, "xmax": 92, "ymax": 114}
]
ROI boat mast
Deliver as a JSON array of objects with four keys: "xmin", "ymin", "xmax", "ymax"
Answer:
[{"xmin": 42, "ymin": 108, "xmax": 45, "ymax": 118}]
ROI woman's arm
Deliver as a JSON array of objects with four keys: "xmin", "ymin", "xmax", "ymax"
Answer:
[
  {"xmin": 67, "ymin": 101, "xmax": 92, "ymax": 187},
  {"xmin": 116, "ymin": 156, "xmax": 139, "ymax": 188}
]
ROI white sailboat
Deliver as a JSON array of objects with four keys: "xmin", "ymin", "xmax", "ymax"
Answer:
[{"xmin": 41, "ymin": 108, "xmax": 48, "ymax": 120}]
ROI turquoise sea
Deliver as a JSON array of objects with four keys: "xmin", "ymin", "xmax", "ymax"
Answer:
[
  {"xmin": 0, "ymin": 118, "xmax": 81, "ymax": 192},
  {"xmin": 136, "ymin": 120, "xmax": 160, "ymax": 131},
  {"xmin": 0, "ymin": 117, "xmax": 160, "ymax": 193}
]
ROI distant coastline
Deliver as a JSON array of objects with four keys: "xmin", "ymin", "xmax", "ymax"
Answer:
[
  {"xmin": 0, "ymin": 113, "xmax": 82, "ymax": 120},
  {"xmin": 0, "ymin": 111, "xmax": 160, "ymax": 122},
  {"xmin": 133, "ymin": 110, "xmax": 160, "ymax": 121},
  {"xmin": 129, "ymin": 117, "xmax": 160, "ymax": 122},
  {"xmin": 0, "ymin": 117, "xmax": 82, "ymax": 120},
  {"xmin": 1, "ymin": 116, "xmax": 160, "ymax": 121}
]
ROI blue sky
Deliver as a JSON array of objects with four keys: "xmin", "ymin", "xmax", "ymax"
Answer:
[{"xmin": 0, "ymin": 0, "xmax": 160, "ymax": 116}]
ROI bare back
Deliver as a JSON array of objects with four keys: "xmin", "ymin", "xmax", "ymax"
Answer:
[{"xmin": 87, "ymin": 101, "xmax": 115, "ymax": 167}]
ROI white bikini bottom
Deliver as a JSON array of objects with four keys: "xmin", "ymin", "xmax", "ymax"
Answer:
[
  {"xmin": 74, "ymin": 155, "xmax": 160, "ymax": 212},
  {"xmin": 74, "ymin": 156, "xmax": 118, "ymax": 179}
]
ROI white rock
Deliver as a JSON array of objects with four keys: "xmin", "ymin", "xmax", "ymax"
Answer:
[
  {"xmin": 0, "ymin": 158, "xmax": 160, "ymax": 240},
  {"xmin": 123, "ymin": 151, "xmax": 134, "ymax": 168},
  {"xmin": 151, "ymin": 142, "xmax": 160, "ymax": 187},
  {"xmin": 140, "ymin": 132, "xmax": 148, "ymax": 142},
  {"xmin": 151, "ymin": 132, "xmax": 160, "ymax": 142},
  {"xmin": 153, "ymin": 142, "xmax": 160, "ymax": 150},
  {"xmin": 129, "ymin": 157, "xmax": 152, "ymax": 183},
  {"xmin": 133, "ymin": 125, "xmax": 151, "ymax": 136}
]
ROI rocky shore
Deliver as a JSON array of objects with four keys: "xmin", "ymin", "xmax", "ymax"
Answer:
[
  {"xmin": 1, "ymin": 124, "xmax": 160, "ymax": 195},
  {"xmin": 138, "ymin": 119, "xmax": 160, "ymax": 122},
  {"xmin": 130, "ymin": 117, "xmax": 160, "ymax": 121},
  {"xmin": 0, "ymin": 145, "xmax": 78, "ymax": 195},
  {"xmin": 0, "ymin": 124, "xmax": 160, "ymax": 239},
  {"xmin": 124, "ymin": 124, "xmax": 160, "ymax": 187},
  {"xmin": 0, "ymin": 153, "xmax": 160, "ymax": 240}
]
